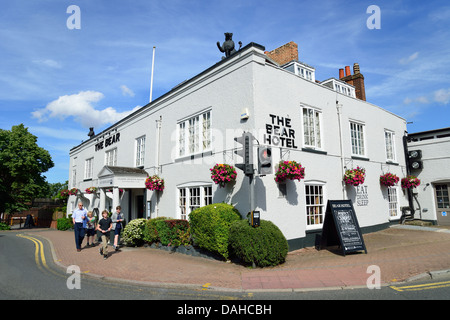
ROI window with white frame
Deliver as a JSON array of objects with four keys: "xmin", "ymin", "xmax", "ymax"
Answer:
[
  {"xmin": 302, "ymin": 107, "xmax": 322, "ymax": 149},
  {"xmin": 178, "ymin": 185, "xmax": 213, "ymax": 220},
  {"xmin": 84, "ymin": 157, "xmax": 94, "ymax": 180},
  {"xmin": 387, "ymin": 187, "xmax": 399, "ymax": 218},
  {"xmin": 296, "ymin": 65, "xmax": 314, "ymax": 82},
  {"xmin": 178, "ymin": 122, "xmax": 186, "ymax": 157},
  {"xmin": 305, "ymin": 184, "xmax": 325, "ymax": 228},
  {"xmin": 135, "ymin": 136, "xmax": 146, "ymax": 167},
  {"xmin": 72, "ymin": 169, "xmax": 77, "ymax": 188},
  {"xmin": 384, "ymin": 130, "xmax": 396, "ymax": 162},
  {"xmin": 178, "ymin": 110, "xmax": 211, "ymax": 157},
  {"xmin": 105, "ymin": 148, "xmax": 117, "ymax": 166},
  {"xmin": 350, "ymin": 121, "xmax": 366, "ymax": 156}
]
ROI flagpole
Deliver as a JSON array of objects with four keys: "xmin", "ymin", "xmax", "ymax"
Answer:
[{"xmin": 150, "ymin": 46, "xmax": 156, "ymax": 103}]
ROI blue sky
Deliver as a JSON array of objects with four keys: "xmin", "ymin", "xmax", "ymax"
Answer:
[{"xmin": 1, "ymin": 0, "xmax": 449, "ymax": 184}]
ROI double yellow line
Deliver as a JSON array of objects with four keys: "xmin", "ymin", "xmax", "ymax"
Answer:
[
  {"xmin": 391, "ymin": 280, "xmax": 450, "ymax": 292},
  {"xmin": 16, "ymin": 234, "xmax": 60, "ymax": 277}
]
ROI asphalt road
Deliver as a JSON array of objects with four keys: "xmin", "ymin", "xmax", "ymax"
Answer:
[{"xmin": 1, "ymin": 230, "xmax": 450, "ymax": 306}]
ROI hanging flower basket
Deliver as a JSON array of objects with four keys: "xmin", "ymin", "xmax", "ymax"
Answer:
[
  {"xmin": 401, "ymin": 175, "xmax": 421, "ymax": 189},
  {"xmin": 68, "ymin": 188, "xmax": 79, "ymax": 195},
  {"xmin": 210, "ymin": 164, "xmax": 237, "ymax": 188},
  {"xmin": 379, "ymin": 172, "xmax": 399, "ymax": 187},
  {"xmin": 274, "ymin": 160, "xmax": 305, "ymax": 183},
  {"xmin": 58, "ymin": 189, "xmax": 70, "ymax": 199},
  {"xmin": 145, "ymin": 175, "xmax": 165, "ymax": 191},
  {"xmin": 85, "ymin": 187, "xmax": 97, "ymax": 194},
  {"xmin": 343, "ymin": 166, "xmax": 366, "ymax": 186}
]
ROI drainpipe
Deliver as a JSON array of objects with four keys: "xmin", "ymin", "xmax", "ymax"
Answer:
[
  {"xmin": 155, "ymin": 116, "xmax": 162, "ymax": 217},
  {"xmin": 402, "ymin": 132, "xmax": 415, "ymax": 221},
  {"xmin": 336, "ymin": 101, "xmax": 346, "ymax": 199}
]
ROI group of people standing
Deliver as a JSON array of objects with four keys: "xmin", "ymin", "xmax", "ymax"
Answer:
[{"xmin": 72, "ymin": 202, "xmax": 124, "ymax": 260}]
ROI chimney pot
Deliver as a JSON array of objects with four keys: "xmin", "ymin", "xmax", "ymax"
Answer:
[
  {"xmin": 345, "ymin": 66, "xmax": 351, "ymax": 77},
  {"xmin": 353, "ymin": 63, "xmax": 360, "ymax": 74},
  {"xmin": 339, "ymin": 68, "xmax": 344, "ymax": 79}
]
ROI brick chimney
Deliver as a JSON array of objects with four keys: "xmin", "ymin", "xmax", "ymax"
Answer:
[
  {"xmin": 265, "ymin": 41, "xmax": 298, "ymax": 65},
  {"xmin": 339, "ymin": 63, "xmax": 366, "ymax": 101}
]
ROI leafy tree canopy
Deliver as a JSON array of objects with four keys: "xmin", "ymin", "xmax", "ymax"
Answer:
[{"xmin": 0, "ymin": 124, "xmax": 54, "ymax": 213}]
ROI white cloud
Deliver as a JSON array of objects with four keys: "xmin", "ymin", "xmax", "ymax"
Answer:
[
  {"xmin": 403, "ymin": 96, "xmax": 429, "ymax": 105},
  {"xmin": 434, "ymin": 88, "xmax": 450, "ymax": 105},
  {"xmin": 120, "ymin": 85, "xmax": 135, "ymax": 97},
  {"xmin": 33, "ymin": 59, "xmax": 62, "ymax": 69},
  {"xmin": 399, "ymin": 52, "xmax": 419, "ymax": 65},
  {"xmin": 32, "ymin": 91, "xmax": 141, "ymax": 128}
]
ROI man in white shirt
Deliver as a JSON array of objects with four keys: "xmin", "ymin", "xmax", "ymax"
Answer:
[{"xmin": 72, "ymin": 202, "xmax": 87, "ymax": 252}]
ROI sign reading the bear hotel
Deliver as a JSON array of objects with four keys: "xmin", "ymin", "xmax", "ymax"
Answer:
[
  {"xmin": 264, "ymin": 114, "xmax": 298, "ymax": 149},
  {"xmin": 95, "ymin": 132, "xmax": 121, "ymax": 151}
]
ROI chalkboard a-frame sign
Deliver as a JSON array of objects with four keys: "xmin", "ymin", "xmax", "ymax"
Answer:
[{"xmin": 320, "ymin": 200, "xmax": 367, "ymax": 256}]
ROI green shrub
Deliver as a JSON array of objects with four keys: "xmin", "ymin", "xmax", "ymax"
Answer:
[
  {"xmin": 143, "ymin": 216, "xmax": 168, "ymax": 244},
  {"xmin": 189, "ymin": 203, "xmax": 241, "ymax": 260},
  {"xmin": 155, "ymin": 219, "xmax": 190, "ymax": 246},
  {"xmin": 122, "ymin": 218, "xmax": 147, "ymax": 246},
  {"xmin": 0, "ymin": 222, "xmax": 11, "ymax": 230},
  {"xmin": 57, "ymin": 217, "xmax": 73, "ymax": 231},
  {"xmin": 229, "ymin": 219, "xmax": 288, "ymax": 267}
]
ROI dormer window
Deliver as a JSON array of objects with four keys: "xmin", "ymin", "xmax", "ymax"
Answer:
[
  {"xmin": 296, "ymin": 64, "xmax": 315, "ymax": 82},
  {"xmin": 321, "ymin": 78, "xmax": 356, "ymax": 98},
  {"xmin": 281, "ymin": 61, "xmax": 315, "ymax": 82}
]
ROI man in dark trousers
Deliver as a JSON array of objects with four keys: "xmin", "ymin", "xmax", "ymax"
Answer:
[{"xmin": 72, "ymin": 202, "xmax": 87, "ymax": 252}]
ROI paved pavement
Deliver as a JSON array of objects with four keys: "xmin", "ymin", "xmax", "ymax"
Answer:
[{"xmin": 16, "ymin": 224, "xmax": 450, "ymax": 292}]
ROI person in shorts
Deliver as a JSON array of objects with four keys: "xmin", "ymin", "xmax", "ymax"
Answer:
[
  {"xmin": 97, "ymin": 210, "xmax": 112, "ymax": 259},
  {"xmin": 111, "ymin": 206, "xmax": 124, "ymax": 251},
  {"xmin": 85, "ymin": 211, "xmax": 96, "ymax": 247}
]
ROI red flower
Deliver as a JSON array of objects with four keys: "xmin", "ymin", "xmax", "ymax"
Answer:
[{"xmin": 274, "ymin": 160, "xmax": 305, "ymax": 183}]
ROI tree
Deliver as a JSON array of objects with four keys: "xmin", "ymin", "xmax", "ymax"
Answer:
[{"xmin": 0, "ymin": 124, "xmax": 54, "ymax": 213}]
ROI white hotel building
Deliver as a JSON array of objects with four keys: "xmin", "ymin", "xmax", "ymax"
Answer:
[{"xmin": 68, "ymin": 41, "xmax": 409, "ymax": 250}]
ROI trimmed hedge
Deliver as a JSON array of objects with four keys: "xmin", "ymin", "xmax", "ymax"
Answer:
[
  {"xmin": 57, "ymin": 217, "xmax": 73, "ymax": 231},
  {"xmin": 143, "ymin": 217, "xmax": 191, "ymax": 247},
  {"xmin": 155, "ymin": 219, "xmax": 190, "ymax": 246},
  {"xmin": 143, "ymin": 216, "xmax": 168, "ymax": 244},
  {"xmin": 189, "ymin": 203, "xmax": 241, "ymax": 260},
  {"xmin": 229, "ymin": 219, "xmax": 288, "ymax": 267}
]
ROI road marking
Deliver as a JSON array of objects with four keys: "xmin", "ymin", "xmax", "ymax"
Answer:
[
  {"xmin": 202, "ymin": 283, "xmax": 211, "ymax": 291},
  {"xmin": 16, "ymin": 234, "xmax": 62, "ymax": 278},
  {"xmin": 390, "ymin": 280, "xmax": 450, "ymax": 292}
]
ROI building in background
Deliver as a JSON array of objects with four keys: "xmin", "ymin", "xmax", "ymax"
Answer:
[
  {"xmin": 407, "ymin": 127, "xmax": 450, "ymax": 226},
  {"xmin": 68, "ymin": 40, "xmax": 410, "ymax": 250}
]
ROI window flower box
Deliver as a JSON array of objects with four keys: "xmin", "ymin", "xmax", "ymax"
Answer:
[
  {"xmin": 401, "ymin": 175, "xmax": 421, "ymax": 189},
  {"xmin": 210, "ymin": 164, "xmax": 237, "ymax": 188},
  {"xmin": 274, "ymin": 160, "xmax": 305, "ymax": 183},
  {"xmin": 379, "ymin": 172, "xmax": 399, "ymax": 187},
  {"xmin": 343, "ymin": 166, "xmax": 365, "ymax": 186}
]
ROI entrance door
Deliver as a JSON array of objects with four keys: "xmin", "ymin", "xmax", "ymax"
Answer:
[
  {"xmin": 137, "ymin": 195, "xmax": 144, "ymax": 219},
  {"xmin": 435, "ymin": 184, "xmax": 450, "ymax": 226}
]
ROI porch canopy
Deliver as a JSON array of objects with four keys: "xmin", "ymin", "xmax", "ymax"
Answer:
[{"xmin": 97, "ymin": 166, "xmax": 148, "ymax": 212}]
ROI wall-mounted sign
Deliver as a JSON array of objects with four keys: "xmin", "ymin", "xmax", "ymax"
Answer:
[
  {"xmin": 95, "ymin": 132, "xmax": 121, "ymax": 151},
  {"xmin": 263, "ymin": 114, "xmax": 298, "ymax": 149},
  {"xmin": 356, "ymin": 185, "xmax": 369, "ymax": 206}
]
